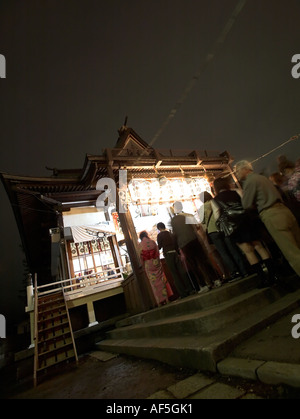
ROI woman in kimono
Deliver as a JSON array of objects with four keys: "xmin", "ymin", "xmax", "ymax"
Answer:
[{"xmin": 139, "ymin": 231, "xmax": 172, "ymax": 306}]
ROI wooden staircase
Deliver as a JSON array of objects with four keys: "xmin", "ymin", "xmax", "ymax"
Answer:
[{"xmin": 33, "ymin": 289, "xmax": 78, "ymax": 386}]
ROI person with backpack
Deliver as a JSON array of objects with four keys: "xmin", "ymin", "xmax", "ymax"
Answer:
[
  {"xmin": 202, "ymin": 191, "xmax": 249, "ymax": 282},
  {"xmin": 212, "ymin": 176, "xmax": 277, "ymax": 288}
]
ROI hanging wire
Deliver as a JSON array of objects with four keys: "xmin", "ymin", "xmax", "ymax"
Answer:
[
  {"xmin": 147, "ymin": 0, "xmax": 248, "ymax": 149},
  {"xmin": 249, "ymin": 134, "xmax": 299, "ymax": 166},
  {"xmin": 219, "ymin": 133, "xmax": 300, "ymax": 180},
  {"xmin": 7, "ymin": 0, "xmax": 296, "ymax": 214}
]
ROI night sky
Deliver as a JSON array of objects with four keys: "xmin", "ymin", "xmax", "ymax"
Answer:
[{"xmin": 1, "ymin": 0, "xmax": 300, "ymax": 326}]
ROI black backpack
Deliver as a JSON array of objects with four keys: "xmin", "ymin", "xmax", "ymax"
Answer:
[{"xmin": 215, "ymin": 198, "xmax": 246, "ymax": 237}]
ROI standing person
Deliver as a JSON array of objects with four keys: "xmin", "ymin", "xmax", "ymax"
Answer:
[
  {"xmin": 269, "ymin": 169, "xmax": 300, "ymax": 225},
  {"xmin": 201, "ymin": 191, "xmax": 249, "ymax": 282},
  {"xmin": 157, "ymin": 222, "xmax": 194, "ymax": 298},
  {"xmin": 269, "ymin": 172, "xmax": 290, "ymax": 202},
  {"xmin": 288, "ymin": 157, "xmax": 300, "ymax": 202},
  {"xmin": 170, "ymin": 201, "xmax": 217, "ymax": 292},
  {"xmin": 277, "ymin": 155, "xmax": 295, "ymax": 190},
  {"xmin": 287, "ymin": 157, "xmax": 300, "ymax": 225},
  {"xmin": 235, "ymin": 160, "xmax": 300, "ymax": 277},
  {"xmin": 197, "ymin": 196, "xmax": 229, "ymax": 284},
  {"xmin": 212, "ymin": 176, "xmax": 277, "ymax": 288},
  {"xmin": 139, "ymin": 231, "xmax": 173, "ymax": 306}
]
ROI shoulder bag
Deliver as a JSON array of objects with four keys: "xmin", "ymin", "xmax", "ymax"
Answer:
[{"xmin": 215, "ymin": 199, "xmax": 246, "ymax": 237}]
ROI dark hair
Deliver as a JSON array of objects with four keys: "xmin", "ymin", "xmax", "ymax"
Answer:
[
  {"xmin": 269, "ymin": 172, "xmax": 284, "ymax": 186},
  {"xmin": 139, "ymin": 231, "xmax": 149, "ymax": 240},
  {"xmin": 213, "ymin": 177, "xmax": 231, "ymax": 194},
  {"xmin": 277, "ymin": 155, "xmax": 295, "ymax": 173},
  {"xmin": 202, "ymin": 191, "xmax": 213, "ymax": 203},
  {"xmin": 157, "ymin": 222, "xmax": 165, "ymax": 230}
]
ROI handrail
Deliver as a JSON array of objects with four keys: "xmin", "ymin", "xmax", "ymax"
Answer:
[
  {"xmin": 35, "ymin": 267, "xmax": 124, "ymax": 298},
  {"xmin": 33, "ymin": 272, "xmax": 79, "ymax": 385},
  {"xmin": 33, "ymin": 273, "xmax": 38, "ymax": 387},
  {"xmin": 61, "ymin": 284, "xmax": 78, "ymax": 364}
]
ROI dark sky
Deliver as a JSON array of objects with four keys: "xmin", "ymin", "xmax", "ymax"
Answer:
[{"xmin": 1, "ymin": 0, "xmax": 300, "ymax": 326}]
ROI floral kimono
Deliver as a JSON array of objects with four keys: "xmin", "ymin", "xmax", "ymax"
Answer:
[{"xmin": 139, "ymin": 236, "xmax": 173, "ymax": 305}]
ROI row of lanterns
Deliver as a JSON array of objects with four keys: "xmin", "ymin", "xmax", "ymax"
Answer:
[{"xmin": 127, "ymin": 177, "xmax": 211, "ymax": 204}]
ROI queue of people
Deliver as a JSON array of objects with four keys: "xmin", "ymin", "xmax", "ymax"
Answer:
[
  {"xmin": 269, "ymin": 156, "xmax": 300, "ymax": 225},
  {"xmin": 211, "ymin": 176, "xmax": 277, "ymax": 288},
  {"xmin": 235, "ymin": 159, "xmax": 300, "ymax": 277},
  {"xmin": 138, "ymin": 155, "xmax": 300, "ymax": 306}
]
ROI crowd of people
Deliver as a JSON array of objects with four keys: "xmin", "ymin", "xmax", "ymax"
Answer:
[{"xmin": 138, "ymin": 155, "xmax": 300, "ymax": 306}]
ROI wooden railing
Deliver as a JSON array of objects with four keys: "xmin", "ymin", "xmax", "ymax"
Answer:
[
  {"xmin": 35, "ymin": 267, "xmax": 124, "ymax": 299},
  {"xmin": 33, "ymin": 273, "xmax": 79, "ymax": 386},
  {"xmin": 61, "ymin": 285, "xmax": 79, "ymax": 366},
  {"xmin": 33, "ymin": 273, "xmax": 38, "ymax": 387},
  {"xmin": 28, "ymin": 268, "xmax": 125, "ymax": 356}
]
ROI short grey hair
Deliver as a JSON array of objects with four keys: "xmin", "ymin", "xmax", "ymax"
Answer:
[
  {"xmin": 173, "ymin": 201, "xmax": 183, "ymax": 213},
  {"xmin": 235, "ymin": 160, "xmax": 253, "ymax": 172}
]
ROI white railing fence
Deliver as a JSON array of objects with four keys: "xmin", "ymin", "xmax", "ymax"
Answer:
[
  {"xmin": 27, "ymin": 267, "xmax": 125, "ymax": 349},
  {"xmin": 35, "ymin": 267, "xmax": 124, "ymax": 298}
]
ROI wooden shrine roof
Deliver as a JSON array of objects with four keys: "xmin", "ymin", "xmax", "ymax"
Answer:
[{"xmin": 1, "ymin": 126, "xmax": 234, "ymax": 283}]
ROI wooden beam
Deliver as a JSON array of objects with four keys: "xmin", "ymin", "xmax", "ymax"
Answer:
[
  {"xmin": 194, "ymin": 150, "xmax": 203, "ymax": 166},
  {"xmin": 154, "ymin": 149, "xmax": 162, "ymax": 168},
  {"xmin": 105, "ymin": 148, "xmax": 114, "ymax": 167}
]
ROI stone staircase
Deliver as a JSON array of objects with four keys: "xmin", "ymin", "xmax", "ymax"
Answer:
[{"xmin": 96, "ymin": 274, "xmax": 300, "ymax": 372}]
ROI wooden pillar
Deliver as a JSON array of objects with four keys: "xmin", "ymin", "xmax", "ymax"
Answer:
[
  {"xmin": 117, "ymin": 210, "xmax": 156, "ymax": 311},
  {"xmin": 56, "ymin": 211, "xmax": 70, "ymax": 281},
  {"xmin": 25, "ymin": 273, "xmax": 35, "ymax": 348},
  {"xmin": 106, "ymin": 163, "xmax": 156, "ymax": 312},
  {"xmin": 87, "ymin": 301, "xmax": 98, "ymax": 327}
]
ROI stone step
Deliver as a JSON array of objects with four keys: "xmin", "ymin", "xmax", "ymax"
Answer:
[
  {"xmin": 97, "ymin": 288, "xmax": 300, "ymax": 372},
  {"xmin": 115, "ymin": 274, "xmax": 261, "ymax": 328},
  {"xmin": 108, "ymin": 273, "xmax": 297, "ymax": 340},
  {"xmin": 107, "ymin": 286, "xmax": 283, "ymax": 340}
]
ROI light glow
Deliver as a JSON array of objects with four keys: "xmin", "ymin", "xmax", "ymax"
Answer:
[{"xmin": 128, "ymin": 177, "xmax": 211, "ymax": 204}]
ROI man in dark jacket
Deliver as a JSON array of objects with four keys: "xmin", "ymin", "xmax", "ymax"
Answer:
[
  {"xmin": 157, "ymin": 222, "xmax": 194, "ymax": 297},
  {"xmin": 170, "ymin": 202, "xmax": 217, "ymax": 291}
]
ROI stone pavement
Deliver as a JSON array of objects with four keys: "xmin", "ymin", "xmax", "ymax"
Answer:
[
  {"xmin": 89, "ymin": 351, "xmax": 269, "ymax": 399},
  {"xmin": 97, "ymin": 273, "xmax": 300, "ymax": 396},
  {"xmin": 2, "ymin": 341, "xmax": 300, "ymax": 399},
  {"xmin": 92, "ymin": 298, "xmax": 300, "ymax": 400},
  {"xmin": 3, "ymin": 275, "xmax": 300, "ymax": 399},
  {"xmin": 89, "ymin": 351, "xmax": 266, "ymax": 399},
  {"xmin": 221, "ymin": 307, "xmax": 300, "ymax": 389},
  {"xmin": 146, "ymin": 306, "xmax": 300, "ymax": 399},
  {"xmin": 147, "ymin": 372, "xmax": 262, "ymax": 399}
]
